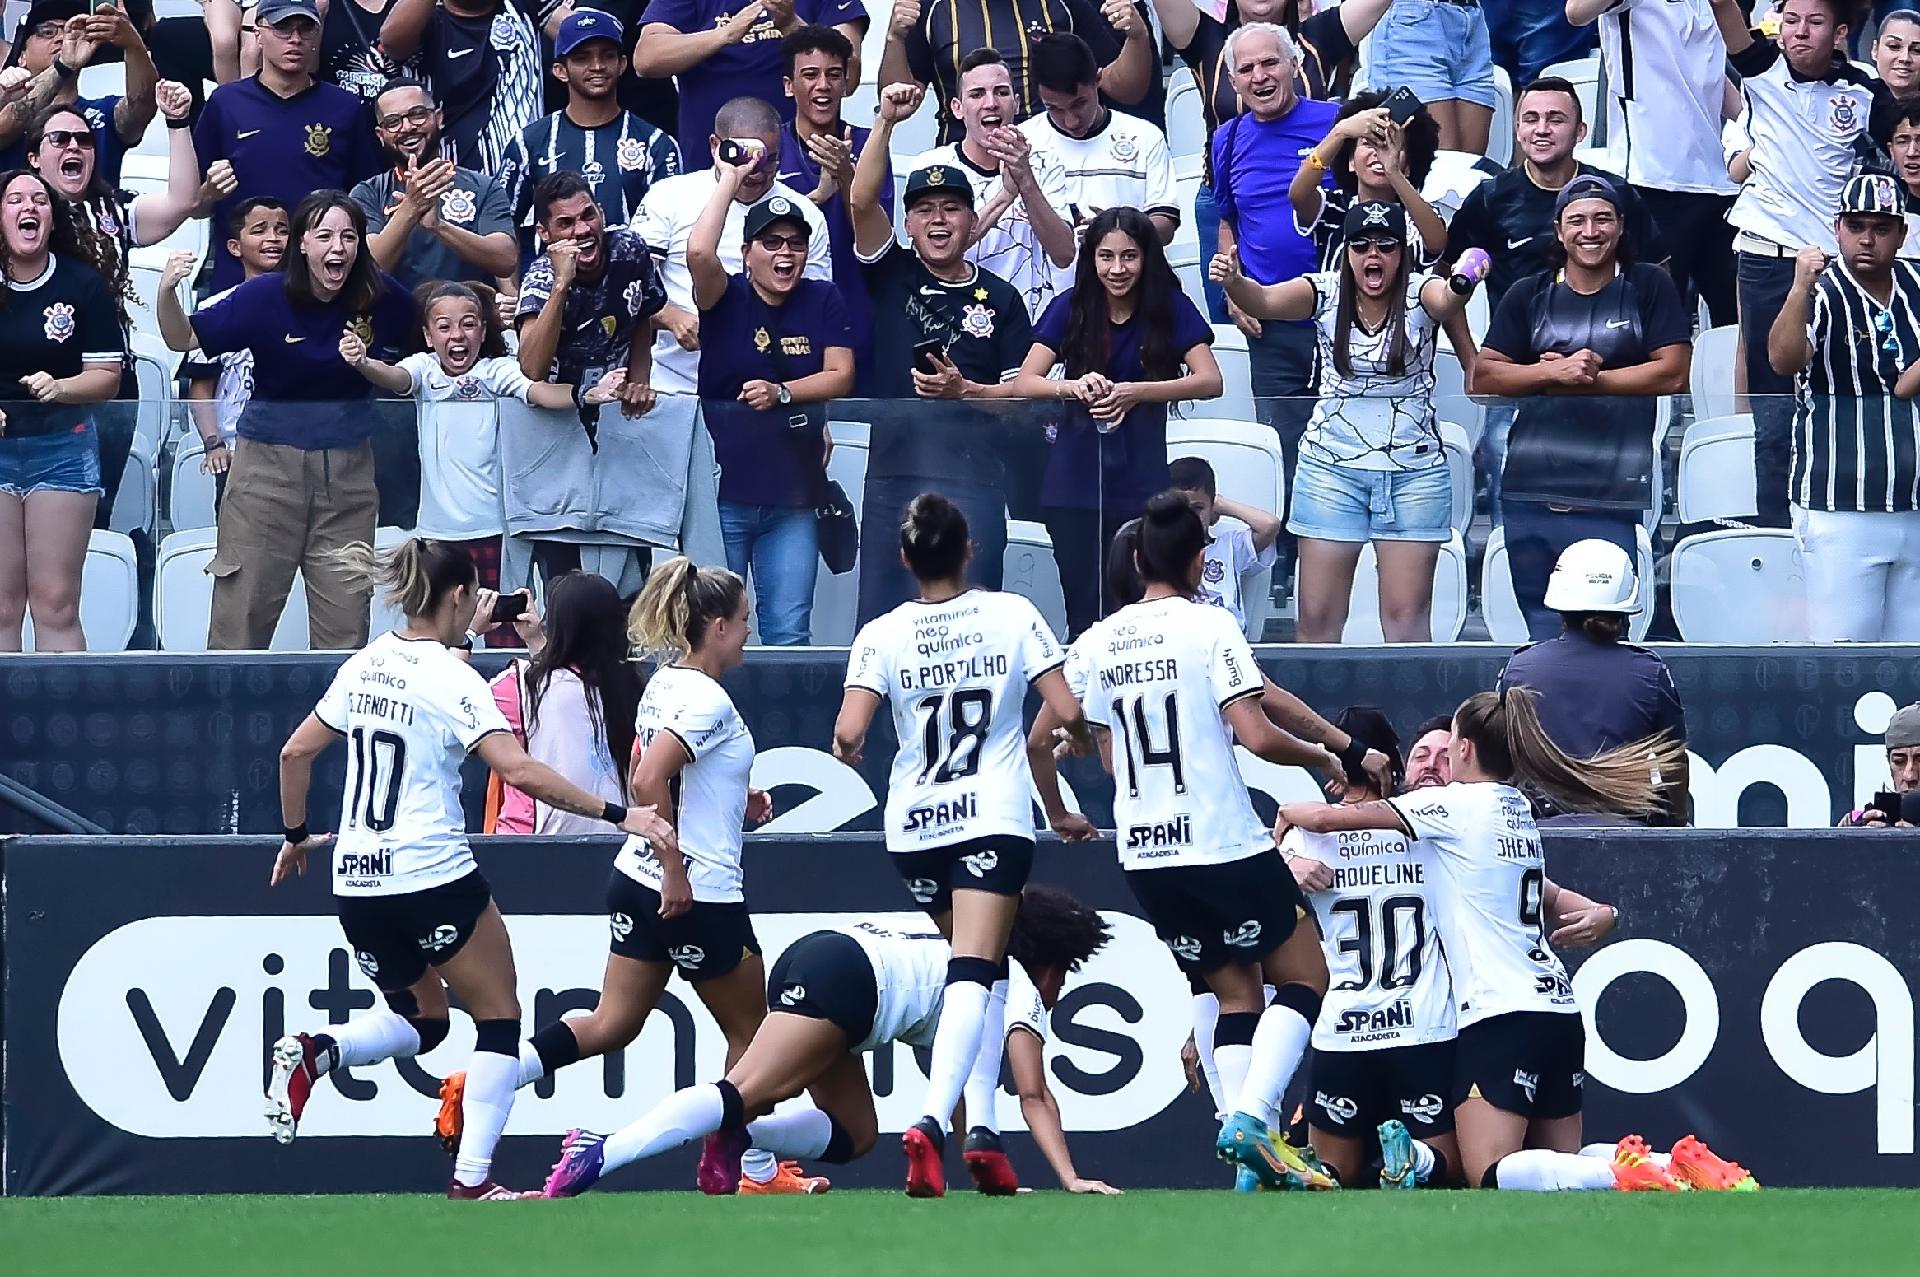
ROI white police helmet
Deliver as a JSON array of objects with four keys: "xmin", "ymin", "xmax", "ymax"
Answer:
[{"xmin": 1543, "ymin": 538, "xmax": 1638, "ymax": 613}]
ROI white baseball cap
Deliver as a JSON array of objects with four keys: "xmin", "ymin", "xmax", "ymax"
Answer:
[{"xmin": 1543, "ymin": 538, "xmax": 1638, "ymax": 614}]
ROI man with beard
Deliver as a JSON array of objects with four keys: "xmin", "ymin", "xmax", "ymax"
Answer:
[
  {"xmin": 1404, "ymin": 717, "xmax": 1452, "ymax": 790},
  {"xmin": 353, "ymin": 77, "xmax": 516, "ymax": 291},
  {"xmin": 500, "ymin": 10, "xmax": 680, "ymax": 261}
]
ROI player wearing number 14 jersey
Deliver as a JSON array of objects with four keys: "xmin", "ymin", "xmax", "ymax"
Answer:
[{"xmin": 836, "ymin": 493, "xmax": 1092, "ymax": 1197}]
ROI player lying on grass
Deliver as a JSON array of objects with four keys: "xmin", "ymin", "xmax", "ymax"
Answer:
[{"xmin": 539, "ymin": 886, "xmax": 1115, "ymax": 1197}]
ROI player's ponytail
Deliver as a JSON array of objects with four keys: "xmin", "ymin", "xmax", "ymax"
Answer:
[
  {"xmin": 1452, "ymin": 687, "xmax": 1684, "ymax": 821},
  {"xmin": 1332, "ymin": 705, "xmax": 1403, "ymax": 796},
  {"xmin": 1106, "ymin": 517, "xmax": 1146, "ymax": 608},
  {"xmin": 327, "ymin": 537, "xmax": 477, "ymax": 619},
  {"xmin": 1135, "ymin": 490, "xmax": 1208, "ymax": 594},
  {"xmin": 628, "ymin": 555, "xmax": 746, "ymax": 659},
  {"xmin": 900, "ymin": 491, "xmax": 971, "ymax": 583}
]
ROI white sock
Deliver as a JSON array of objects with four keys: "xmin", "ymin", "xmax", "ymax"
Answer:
[
  {"xmin": 1234, "ymin": 1003, "xmax": 1312, "ymax": 1124},
  {"xmin": 1214, "ymin": 1043, "xmax": 1251, "ymax": 1119},
  {"xmin": 740, "ymin": 1147, "xmax": 779, "ymax": 1183},
  {"xmin": 961, "ymin": 979, "xmax": 1009, "ymax": 1133},
  {"xmin": 603, "ymin": 1083, "xmax": 727, "ymax": 1174},
  {"xmin": 1410, "ymin": 1138, "xmax": 1437, "ymax": 1181},
  {"xmin": 1492, "ymin": 1149, "xmax": 1618, "ymax": 1191},
  {"xmin": 515, "ymin": 1041, "xmax": 546, "ymax": 1089},
  {"xmin": 1190, "ymin": 993, "xmax": 1226, "ymax": 1116},
  {"xmin": 324, "ymin": 1010, "xmax": 420, "ymax": 1069},
  {"xmin": 452, "ymin": 1049, "xmax": 518, "ymax": 1187},
  {"xmin": 919, "ymin": 978, "xmax": 991, "ymax": 1130},
  {"xmin": 1581, "ymin": 1141, "xmax": 1671, "ymax": 1168},
  {"xmin": 748, "ymin": 1105, "xmax": 833, "ymax": 1161}
]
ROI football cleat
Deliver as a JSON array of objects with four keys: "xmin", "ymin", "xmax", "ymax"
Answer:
[
  {"xmin": 962, "ymin": 1128, "xmax": 1019, "ymax": 1196},
  {"xmin": 543, "ymin": 1128, "xmax": 609, "ymax": 1198},
  {"xmin": 696, "ymin": 1127, "xmax": 752, "ymax": 1196},
  {"xmin": 1378, "ymin": 1119, "xmax": 1419, "ymax": 1190},
  {"xmin": 448, "ymin": 1179, "xmax": 536, "ymax": 1200},
  {"xmin": 1232, "ymin": 1165, "xmax": 1263, "ymax": 1193},
  {"xmin": 1217, "ymin": 1113, "xmax": 1337, "ymax": 1190},
  {"xmin": 1612, "ymin": 1136, "xmax": 1684, "ymax": 1192},
  {"xmin": 264, "ymin": 1033, "xmax": 323, "ymax": 1145},
  {"xmin": 739, "ymin": 1161, "xmax": 833, "ymax": 1195},
  {"xmin": 1669, "ymin": 1135, "xmax": 1758, "ymax": 1192},
  {"xmin": 434, "ymin": 1071, "xmax": 467, "ymax": 1154},
  {"xmin": 903, "ymin": 1118, "xmax": 947, "ymax": 1198}
]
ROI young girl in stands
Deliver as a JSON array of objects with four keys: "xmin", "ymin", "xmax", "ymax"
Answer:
[{"xmin": 338, "ymin": 279, "xmax": 625, "ymax": 603}]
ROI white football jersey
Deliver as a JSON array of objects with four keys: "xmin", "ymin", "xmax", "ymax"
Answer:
[
  {"xmin": 1389, "ymin": 782, "xmax": 1577, "ymax": 1028},
  {"xmin": 613, "ymin": 666, "xmax": 753, "ymax": 903},
  {"xmin": 1079, "ymin": 596, "xmax": 1270, "ymax": 870},
  {"xmin": 846, "ymin": 590, "xmax": 1066, "ymax": 851},
  {"xmin": 1286, "ymin": 825, "xmax": 1455, "ymax": 1051},
  {"xmin": 844, "ymin": 921, "xmax": 953, "ymax": 1053},
  {"xmin": 313, "ymin": 633, "xmax": 511, "ymax": 897},
  {"xmin": 1004, "ymin": 958, "xmax": 1048, "ymax": 1045}
]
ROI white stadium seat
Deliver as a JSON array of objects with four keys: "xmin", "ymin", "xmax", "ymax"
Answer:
[
  {"xmin": 1676, "ymin": 415, "xmax": 1758, "ymax": 524},
  {"xmin": 1432, "ymin": 345, "xmax": 1483, "ymax": 451},
  {"xmin": 108, "ymin": 428, "xmax": 157, "ymax": 538},
  {"xmin": 1690, "ymin": 324, "xmax": 1742, "ymax": 422},
  {"xmin": 1166, "ymin": 67, "xmax": 1206, "ymax": 178},
  {"xmin": 1482, "ymin": 523, "xmax": 1655, "ymax": 643},
  {"xmin": 169, "ymin": 436, "xmax": 219, "ymax": 532},
  {"xmin": 156, "ymin": 529, "xmax": 309, "ymax": 651},
  {"xmin": 1167, "ymin": 418, "xmax": 1287, "ymax": 639},
  {"xmin": 1202, "ymin": 323, "xmax": 1257, "ymax": 423},
  {"xmin": 1670, "ymin": 530, "xmax": 1807, "ymax": 642},
  {"xmin": 130, "ymin": 333, "xmax": 179, "ymax": 451},
  {"xmin": 21, "ymin": 529, "xmax": 138, "ymax": 651},
  {"xmin": 1004, "ymin": 520, "xmax": 1068, "ymax": 639},
  {"xmin": 1488, "ymin": 66, "xmax": 1514, "ymax": 169},
  {"xmin": 1340, "ymin": 531, "xmax": 1470, "ymax": 643},
  {"xmin": 1440, "ymin": 420, "xmax": 1473, "ymax": 535}
]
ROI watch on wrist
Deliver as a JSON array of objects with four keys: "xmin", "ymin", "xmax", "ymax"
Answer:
[{"xmin": 775, "ymin": 382, "xmax": 792, "ymax": 406}]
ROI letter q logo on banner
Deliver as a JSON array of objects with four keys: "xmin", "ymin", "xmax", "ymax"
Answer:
[
  {"xmin": 1760, "ymin": 943, "xmax": 1915, "ymax": 1155},
  {"xmin": 1572, "ymin": 939, "xmax": 1719, "ymax": 1094}
]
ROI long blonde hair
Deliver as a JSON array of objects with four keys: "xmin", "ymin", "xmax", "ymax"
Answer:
[
  {"xmin": 626, "ymin": 556, "xmax": 746, "ymax": 659},
  {"xmin": 327, "ymin": 538, "xmax": 477, "ymax": 619},
  {"xmin": 1453, "ymin": 687, "xmax": 1684, "ymax": 820}
]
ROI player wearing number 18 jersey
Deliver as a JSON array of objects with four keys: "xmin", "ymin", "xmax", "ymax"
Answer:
[
  {"xmin": 1078, "ymin": 494, "xmax": 1343, "ymax": 1190},
  {"xmin": 267, "ymin": 539, "xmax": 672, "ymax": 1199},
  {"xmin": 835, "ymin": 494, "xmax": 1092, "ymax": 1197}
]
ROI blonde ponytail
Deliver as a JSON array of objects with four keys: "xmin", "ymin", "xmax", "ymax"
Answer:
[
  {"xmin": 628, "ymin": 556, "xmax": 746, "ymax": 659},
  {"xmin": 323, "ymin": 538, "xmax": 476, "ymax": 620},
  {"xmin": 1454, "ymin": 687, "xmax": 1686, "ymax": 821}
]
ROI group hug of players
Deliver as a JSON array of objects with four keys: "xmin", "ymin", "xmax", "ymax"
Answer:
[{"xmin": 260, "ymin": 490, "xmax": 1759, "ymax": 1200}]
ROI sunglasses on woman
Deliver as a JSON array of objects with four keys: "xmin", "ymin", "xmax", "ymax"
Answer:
[
  {"xmin": 42, "ymin": 130, "xmax": 95, "ymax": 150},
  {"xmin": 1346, "ymin": 235, "xmax": 1402, "ymax": 254},
  {"xmin": 755, "ymin": 233, "xmax": 810, "ymax": 252}
]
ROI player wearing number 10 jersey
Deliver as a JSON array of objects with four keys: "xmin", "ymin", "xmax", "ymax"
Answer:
[
  {"xmin": 836, "ymin": 493, "xmax": 1092, "ymax": 1198},
  {"xmin": 1078, "ymin": 494, "xmax": 1344, "ymax": 1190},
  {"xmin": 267, "ymin": 539, "xmax": 672, "ymax": 1199}
]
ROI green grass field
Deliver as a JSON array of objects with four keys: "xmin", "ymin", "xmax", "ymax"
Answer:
[{"xmin": 5, "ymin": 1190, "xmax": 1917, "ymax": 1276}]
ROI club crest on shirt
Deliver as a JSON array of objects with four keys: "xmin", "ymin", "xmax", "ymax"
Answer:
[
  {"xmin": 95, "ymin": 204, "xmax": 119, "ymax": 236},
  {"xmin": 348, "ymin": 314, "xmax": 373, "ymax": 346},
  {"xmin": 1830, "ymin": 92, "xmax": 1863, "ymax": 135},
  {"xmin": 601, "ymin": 314, "xmax": 618, "ymax": 336},
  {"xmin": 304, "ymin": 123, "xmax": 332, "ymax": 157},
  {"xmin": 617, "ymin": 137, "xmax": 647, "ymax": 172},
  {"xmin": 961, "ymin": 302, "xmax": 995, "ymax": 338},
  {"xmin": 1203, "ymin": 557, "xmax": 1225, "ymax": 584},
  {"xmin": 453, "ymin": 374, "xmax": 485, "ymax": 400},
  {"xmin": 42, "ymin": 301, "xmax": 74, "ymax": 343},
  {"xmin": 753, "ymin": 325, "xmax": 772, "ymax": 353},
  {"xmin": 440, "ymin": 187, "xmax": 477, "ymax": 222},
  {"xmin": 1110, "ymin": 131, "xmax": 1138, "ymax": 162},
  {"xmin": 623, "ymin": 280, "xmax": 649, "ymax": 314}
]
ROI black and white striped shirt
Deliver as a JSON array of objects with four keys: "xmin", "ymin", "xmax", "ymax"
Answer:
[
  {"xmin": 1794, "ymin": 260, "xmax": 1920, "ymax": 513},
  {"xmin": 498, "ymin": 109, "xmax": 681, "ymax": 251}
]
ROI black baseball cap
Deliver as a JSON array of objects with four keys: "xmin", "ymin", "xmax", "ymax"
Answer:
[
  {"xmin": 903, "ymin": 164, "xmax": 974, "ymax": 210},
  {"xmin": 1553, "ymin": 173, "xmax": 1622, "ymax": 218},
  {"xmin": 255, "ymin": 0, "xmax": 322, "ymax": 25},
  {"xmin": 1341, "ymin": 199, "xmax": 1406, "ymax": 242},
  {"xmin": 742, "ymin": 194, "xmax": 810, "ymax": 242}
]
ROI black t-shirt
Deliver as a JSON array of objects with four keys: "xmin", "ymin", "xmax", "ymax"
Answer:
[
  {"xmin": 322, "ymin": 0, "xmax": 412, "ymax": 101},
  {"xmin": 1482, "ymin": 262, "xmax": 1690, "ymax": 510},
  {"xmin": 1444, "ymin": 163, "xmax": 1664, "ymax": 311},
  {"xmin": 0, "ymin": 255, "xmax": 124, "ymax": 437},
  {"xmin": 900, "ymin": 0, "xmax": 1127, "ymax": 146},
  {"xmin": 861, "ymin": 241, "xmax": 1031, "ymax": 484}
]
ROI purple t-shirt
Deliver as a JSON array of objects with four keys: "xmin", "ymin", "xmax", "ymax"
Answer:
[
  {"xmin": 698, "ymin": 272, "xmax": 850, "ymax": 507},
  {"xmin": 1031, "ymin": 286, "xmax": 1212, "ymax": 510},
  {"xmin": 639, "ymin": 0, "xmax": 867, "ymax": 159},
  {"xmin": 1211, "ymin": 98, "xmax": 1339, "ymax": 290}
]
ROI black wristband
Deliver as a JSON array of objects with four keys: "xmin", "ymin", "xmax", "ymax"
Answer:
[
  {"xmin": 166, "ymin": 116, "xmax": 191, "ymax": 130},
  {"xmin": 283, "ymin": 822, "xmax": 309, "ymax": 845},
  {"xmin": 601, "ymin": 801, "xmax": 628, "ymax": 827},
  {"xmin": 1336, "ymin": 736, "xmax": 1371, "ymax": 786},
  {"xmin": 52, "ymin": 57, "xmax": 75, "ymax": 80}
]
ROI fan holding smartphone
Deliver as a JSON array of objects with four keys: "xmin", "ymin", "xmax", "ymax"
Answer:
[
  {"xmin": 1839, "ymin": 702, "xmax": 1920, "ymax": 828},
  {"xmin": 1288, "ymin": 88, "xmax": 1449, "ymax": 273}
]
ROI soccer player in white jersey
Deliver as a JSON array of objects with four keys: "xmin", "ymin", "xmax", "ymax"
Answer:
[
  {"xmin": 434, "ymin": 557, "xmax": 822, "ymax": 1195},
  {"xmin": 1076, "ymin": 493, "xmax": 1348, "ymax": 1189},
  {"xmin": 833, "ymin": 492, "xmax": 1093, "ymax": 1197},
  {"xmin": 540, "ymin": 887, "xmax": 1115, "ymax": 1197},
  {"xmin": 1275, "ymin": 688, "xmax": 1764, "ymax": 1194},
  {"xmin": 267, "ymin": 538, "xmax": 673, "ymax": 1200},
  {"xmin": 1283, "ymin": 707, "xmax": 1459, "ymax": 1190}
]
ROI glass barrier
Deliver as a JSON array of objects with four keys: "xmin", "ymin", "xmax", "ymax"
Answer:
[{"xmin": 0, "ymin": 391, "xmax": 1830, "ymax": 652}]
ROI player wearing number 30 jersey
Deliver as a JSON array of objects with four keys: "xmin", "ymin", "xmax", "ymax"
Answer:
[
  {"xmin": 1078, "ymin": 493, "xmax": 1345, "ymax": 1190},
  {"xmin": 835, "ymin": 493, "xmax": 1092, "ymax": 1198},
  {"xmin": 266, "ymin": 539, "xmax": 674, "ymax": 1200}
]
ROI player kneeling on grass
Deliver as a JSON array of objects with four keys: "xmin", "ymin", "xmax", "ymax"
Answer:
[{"xmin": 539, "ymin": 886, "xmax": 1115, "ymax": 1197}]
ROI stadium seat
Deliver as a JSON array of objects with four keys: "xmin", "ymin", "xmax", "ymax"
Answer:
[
  {"xmin": 1670, "ymin": 530, "xmax": 1807, "ymax": 641},
  {"xmin": 1004, "ymin": 519, "xmax": 1069, "ymax": 638},
  {"xmin": 1690, "ymin": 324, "xmax": 1741, "ymax": 422},
  {"xmin": 108, "ymin": 428, "xmax": 157, "ymax": 538},
  {"xmin": 1440, "ymin": 420, "xmax": 1472, "ymax": 535},
  {"xmin": 1482, "ymin": 523, "xmax": 1655, "ymax": 643},
  {"xmin": 168, "ymin": 436, "xmax": 218, "ymax": 531},
  {"xmin": 20, "ymin": 529, "xmax": 139, "ymax": 651},
  {"xmin": 1488, "ymin": 66, "xmax": 1514, "ymax": 169},
  {"xmin": 1340, "ymin": 530, "xmax": 1469, "ymax": 643},
  {"xmin": 1166, "ymin": 67, "xmax": 1206, "ymax": 178},
  {"xmin": 1645, "ymin": 394, "xmax": 1676, "ymax": 532},
  {"xmin": 809, "ymin": 424, "xmax": 869, "ymax": 646},
  {"xmin": 1676, "ymin": 415, "xmax": 1758, "ymax": 523},
  {"xmin": 130, "ymin": 333, "xmax": 179, "ymax": 450},
  {"xmin": 155, "ymin": 528, "xmax": 310, "ymax": 651},
  {"xmin": 1432, "ymin": 345, "xmax": 1483, "ymax": 451},
  {"xmin": 1423, "ymin": 150, "xmax": 1496, "ymax": 226},
  {"xmin": 1167, "ymin": 418, "xmax": 1287, "ymax": 638},
  {"xmin": 1543, "ymin": 54, "xmax": 1603, "ymax": 145},
  {"xmin": 1202, "ymin": 323, "xmax": 1257, "ymax": 422}
]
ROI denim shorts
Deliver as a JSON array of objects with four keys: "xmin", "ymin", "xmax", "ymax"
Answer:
[
  {"xmin": 1287, "ymin": 455, "xmax": 1452, "ymax": 543},
  {"xmin": 0, "ymin": 423, "xmax": 102, "ymax": 498},
  {"xmin": 1370, "ymin": 0, "xmax": 1497, "ymax": 109}
]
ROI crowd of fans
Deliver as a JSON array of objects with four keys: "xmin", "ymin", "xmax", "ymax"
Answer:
[{"xmin": 7, "ymin": 0, "xmax": 1920, "ymax": 651}]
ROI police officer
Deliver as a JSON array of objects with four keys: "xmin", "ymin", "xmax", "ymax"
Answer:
[{"xmin": 1495, "ymin": 538, "xmax": 1688, "ymax": 825}]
